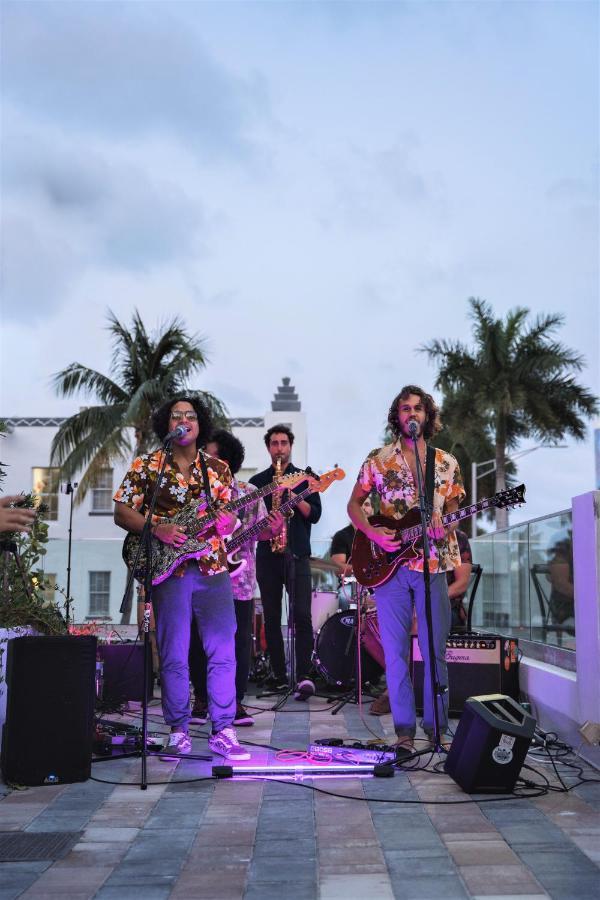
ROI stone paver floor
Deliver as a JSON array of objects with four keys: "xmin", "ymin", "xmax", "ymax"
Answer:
[{"xmin": 1, "ymin": 687, "xmax": 599, "ymax": 899}]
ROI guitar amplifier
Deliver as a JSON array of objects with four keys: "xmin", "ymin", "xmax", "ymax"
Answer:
[
  {"xmin": 98, "ymin": 642, "xmax": 153, "ymax": 703},
  {"xmin": 411, "ymin": 634, "xmax": 519, "ymax": 717}
]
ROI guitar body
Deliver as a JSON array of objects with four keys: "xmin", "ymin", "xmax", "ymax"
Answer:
[
  {"xmin": 122, "ymin": 502, "xmax": 212, "ymax": 585},
  {"xmin": 352, "ymin": 511, "xmax": 423, "ymax": 588}
]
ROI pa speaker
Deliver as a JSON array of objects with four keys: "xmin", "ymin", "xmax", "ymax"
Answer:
[
  {"xmin": 98, "ymin": 642, "xmax": 152, "ymax": 703},
  {"xmin": 444, "ymin": 694, "xmax": 535, "ymax": 793},
  {"xmin": 1, "ymin": 635, "xmax": 96, "ymax": 785},
  {"xmin": 411, "ymin": 634, "xmax": 519, "ymax": 716}
]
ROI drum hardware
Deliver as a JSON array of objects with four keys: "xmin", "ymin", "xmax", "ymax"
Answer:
[{"xmin": 312, "ymin": 592, "xmax": 383, "ymax": 715}]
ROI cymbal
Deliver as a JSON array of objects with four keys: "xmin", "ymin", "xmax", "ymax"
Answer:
[{"xmin": 309, "ymin": 557, "xmax": 340, "ymax": 573}]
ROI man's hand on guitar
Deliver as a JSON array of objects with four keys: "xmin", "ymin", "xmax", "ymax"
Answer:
[
  {"xmin": 214, "ymin": 509, "xmax": 237, "ymax": 537},
  {"xmin": 153, "ymin": 523, "xmax": 188, "ymax": 547},
  {"xmin": 427, "ymin": 512, "xmax": 446, "ymax": 542},
  {"xmin": 366, "ymin": 525, "xmax": 401, "ymax": 552}
]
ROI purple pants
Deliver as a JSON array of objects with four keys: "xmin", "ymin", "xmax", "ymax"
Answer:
[{"xmin": 152, "ymin": 567, "xmax": 236, "ymax": 733}]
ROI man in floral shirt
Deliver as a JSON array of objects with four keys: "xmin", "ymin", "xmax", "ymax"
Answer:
[
  {"xmin": 189, "ymin": 429, "xmax": 282, "ymax": 727},
  {"xmin": 348, "ymin": 385, "xmax": 465, "ymax": 754},
  {"xmin": 114, "ymin": 395, "xmax": 250, "ymax": 761}
]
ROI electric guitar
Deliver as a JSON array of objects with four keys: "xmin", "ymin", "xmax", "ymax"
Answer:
[
  {"xmin": 122, "ymin": 470, "xmax": 312, "ymax": 585},
  {"xmin": 226, "ymin": 467, "xmax": 346, "ymax": 578},
  {"xmin": 352, "ymin": 484, "xmax": 526, "ymax": 588}
]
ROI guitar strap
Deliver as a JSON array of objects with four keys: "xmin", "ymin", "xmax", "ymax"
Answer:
[
  {"xmin": 425, "ymin": 445, "xmax": 435, "ymax": 521},
  {"xmin": 198, "ymin": 451, "xmax": 216, "ymax": 510}
]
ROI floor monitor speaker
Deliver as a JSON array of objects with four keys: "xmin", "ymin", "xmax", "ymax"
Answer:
[
  {"xmin": 98, "ymin": 642, "xmax": 152, "ymax": 703},
  {"xmin": 444, "ymin": 694, "xmax": 535, "ymax": 793}
]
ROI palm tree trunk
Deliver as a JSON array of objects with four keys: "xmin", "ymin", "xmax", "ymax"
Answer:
[{"xmin": 495, "ymin": 436, "xmax": 509, "ymax": 530}]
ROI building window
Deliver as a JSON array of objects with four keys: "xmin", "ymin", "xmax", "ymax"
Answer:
[
  {"xmin": 89, "ymin": 571, "xmax": 111, "ymax": 617},
  {"xmin": 91, "ymin": 468, "xmax": 114, "ymax": 513},
  {"xmin": 32, "ymin": 467, "xmax": 60, "ymax": 521},
  {"xmin": 41, "ymin": 574, "xmax": 57, "ymax": 606}
]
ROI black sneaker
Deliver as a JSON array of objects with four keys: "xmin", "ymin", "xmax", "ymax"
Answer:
[
  {"xmin": 233, "ymin": 703, "xmax": 254, "ymax": 727},
  {"xmin": 294, "ymin": 678, "xmax": 316, "ymax": 701}
]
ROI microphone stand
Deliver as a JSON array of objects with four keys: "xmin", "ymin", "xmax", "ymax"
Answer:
[
  {"xmin": 63, "ymin": 481, "xmax": 77, "ymax": 628},
  {"xmin": 409, "ymin": 424, "xmax": 446, "ymax": 757}
]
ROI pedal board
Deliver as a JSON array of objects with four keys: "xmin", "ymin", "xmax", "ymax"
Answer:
[{"xmin": 307, "ymin": 741, "xmax": 396, "ymax": 765}]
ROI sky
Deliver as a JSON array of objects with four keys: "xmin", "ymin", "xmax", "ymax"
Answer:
[{"xmin": 1, "ymin": 0, "xmax": 598, "ymax": 544}]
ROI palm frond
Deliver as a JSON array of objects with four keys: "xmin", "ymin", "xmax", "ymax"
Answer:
[{"xmin": 51, "ymin": 364, "xmax": 127, "ymax": 404}]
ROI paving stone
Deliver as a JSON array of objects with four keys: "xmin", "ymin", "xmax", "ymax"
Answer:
[
  {"xmin": 458, "ymin": 864, "xmax": 544, "ymax": 896},
  {"xmin": 319, "ymin": 872, "xmax": 394, "ymax": 899},
  {"xmin": 248, "ymin": 855, "xmax": 316, "ymax": 883},
  {"xmin": 383, "ymin": 851, "xmax": 457, "ymax": 876},
  {"xmin": 253, "ymin": 837, "xmax": 315, "ymax": 857},
  {"xmin": 95, "ymin": 887, "xmax": 172, "ymax": 900},
  {"xmin": 390, "ymin": 874, "xmax": 469, "ymax": 899},
  {"xmin": 244, "ymin": 881, "xmax": 316, "ymax": 900}
]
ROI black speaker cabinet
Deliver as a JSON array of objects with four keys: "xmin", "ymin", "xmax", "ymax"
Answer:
[
  {"xmin": 445, "ymin": 694, "xmax": 535, "ymax": 793},
  {"xmin": 411, "ymin": 634, "xmax": 519, "ymax": 716},
  {"xmin": 98, "ymin": 642, "xmax": 153, "ymax": 703},
  {"xmin": 1, "ymin": 635, "xmax": 96, "ymax": 785}
]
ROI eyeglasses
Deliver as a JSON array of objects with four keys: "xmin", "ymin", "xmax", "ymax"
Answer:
[{"xmin": 170, "ymin": 411, "xmax": 198, "ymax": 421}]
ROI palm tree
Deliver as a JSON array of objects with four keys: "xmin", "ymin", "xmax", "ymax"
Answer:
[
  {"xmin": 50, "ymin": 309, "xmax": 227, "ymax": 503},
  {"xmin": 422, "ymin": 298, "xmax": 598, "ymax": 529}
]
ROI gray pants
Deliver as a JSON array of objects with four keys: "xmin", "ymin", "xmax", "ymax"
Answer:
[
  {"xmin": 375, "ymin": 567, "xmax": 450, "ymax": 738},
  {"xmin": 152, "ymin": 567, "xmax": 236, "ymax": 733}
]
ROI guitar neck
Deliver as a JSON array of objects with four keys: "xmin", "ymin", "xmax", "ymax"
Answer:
[
  {"xmin": 227, "ymin": 485, "xmax": 311, "ymax": 552},
  {"xmin": 401, "ymin": 496, "xmax": 499, "ymax": 543},
  {"xmin": 202, "ymin": 476, "xmax": 292, "ymax": 524}
]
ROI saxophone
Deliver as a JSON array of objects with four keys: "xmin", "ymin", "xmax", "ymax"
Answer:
[{"xmin": 270, "ymin": 456, "xmax": 287, "ymax": 553}]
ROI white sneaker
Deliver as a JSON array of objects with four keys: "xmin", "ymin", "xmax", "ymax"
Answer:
[
  {"xmin": 160, "ymin": 731, "xmax": 192, "ymax": 760},
  {"xmin": 208, "ymin": 726, "xmax": 250, "ymax": 760}
]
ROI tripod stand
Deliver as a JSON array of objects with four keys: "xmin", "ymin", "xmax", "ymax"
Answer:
[{"xmin": 329, "ymin": 588, "xmax": 379, "ymax": 715}]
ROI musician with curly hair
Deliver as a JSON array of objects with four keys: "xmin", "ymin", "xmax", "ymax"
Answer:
[
  {"xmin": 348, "ymin": 385, "xmax": 465, "ymax": 754},
  {"xmin": 114, "ymin": 395, "xmax": 250, "ymax": 762}
]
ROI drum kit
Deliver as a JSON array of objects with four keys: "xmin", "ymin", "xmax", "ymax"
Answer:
[{"xmin": 310, "ymin": 559, "xmax": 384, "ymax": 690}]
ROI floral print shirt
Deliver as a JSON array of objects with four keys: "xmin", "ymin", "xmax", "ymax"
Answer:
[
  {"xmin": 114, "ymin": 448, "xmax": 232, "ymax": 576},
  {"xmin": 228, "ymin": 480, "xmax": 267, "ymax": 602},
  {"xmin": 357, "ymin": 442, "xmax": 465, "ymax": 573}
]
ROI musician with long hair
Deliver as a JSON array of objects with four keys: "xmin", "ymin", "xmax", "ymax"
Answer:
[
  {"xmin": 113, "ymin": 395, "xmax": 250, "ymax": 761},
  {"xmin": 347, "ymin": 385, "xmax": 465, "ymax": 753}
]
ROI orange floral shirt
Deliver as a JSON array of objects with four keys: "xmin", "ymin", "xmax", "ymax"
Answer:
[
  {"xmin": 357, "ymin": 443, "xmax": 465, "ymax": 573},
  {"xmin": 114, "ymin": 449, "xmax": 232, "ymax": 576}
]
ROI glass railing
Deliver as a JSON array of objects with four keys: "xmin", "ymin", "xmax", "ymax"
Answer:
[{"xmin": 470, "ymin": 510, "xmax": 574, "ymax": 651}]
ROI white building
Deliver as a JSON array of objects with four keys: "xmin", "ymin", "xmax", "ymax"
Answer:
[{"xmin": 1, "ymin": 378, "xmax": 307, "ymax": 624}]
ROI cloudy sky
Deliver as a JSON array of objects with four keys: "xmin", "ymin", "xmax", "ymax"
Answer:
[{"xmin": 1, "ymin": 0, "xmax": 598, "ymax": 543}]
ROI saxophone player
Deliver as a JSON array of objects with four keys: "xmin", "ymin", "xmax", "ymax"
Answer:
[{"xmin": 249, "ymin": 424, "xmax": 322, "ymax": 698}]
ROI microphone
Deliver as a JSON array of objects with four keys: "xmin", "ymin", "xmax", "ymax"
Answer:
[
  {"xmin": 163, "ymin": 423, "xmax": 190, "ymax": 443},
  {"xmin": 407, "ymin": 419, "xmax": 419, "ymax": 438}
]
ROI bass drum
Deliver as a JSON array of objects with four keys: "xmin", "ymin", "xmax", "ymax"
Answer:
[{"xmin": 313, "ymin": 611, "xmax": 383, "ymax": 687}]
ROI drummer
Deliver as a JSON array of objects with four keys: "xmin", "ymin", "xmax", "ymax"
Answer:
[{"xmin": 329, "ymin": 497, "xmax": 374, "ymax": 609}]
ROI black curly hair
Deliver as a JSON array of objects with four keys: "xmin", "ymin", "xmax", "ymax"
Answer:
[
  {"xmin": 264, "ymin": 423, "xmax": 295, "ymax": 448},
  {"xmin": 208, "ymin": 429, "xmax": 245, "ymax": 475},
  {"xmin": 387, "ymin": 385, "xmax": 442, "ymax": 441},
  {"xmin": 152, "ymin": 394, "xmax": 213, "ymax": 448}
]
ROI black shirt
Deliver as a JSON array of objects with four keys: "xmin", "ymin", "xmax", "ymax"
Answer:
[
  {"xmin": 250, "ymin": 462, "xmax": 322, "ymax": 559},
  {"xmin": 330, "ymin": 523, "xmax": 355, "ymax": 561}
]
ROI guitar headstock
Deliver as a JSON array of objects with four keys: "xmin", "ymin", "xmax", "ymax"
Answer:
[
  {"xmin": 494, "ymin": 483, "xmax": 526, "ymax": 509},
  {"xmin": 310, "ymin": 468, "xmax": 346, "ymax": 493}
]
